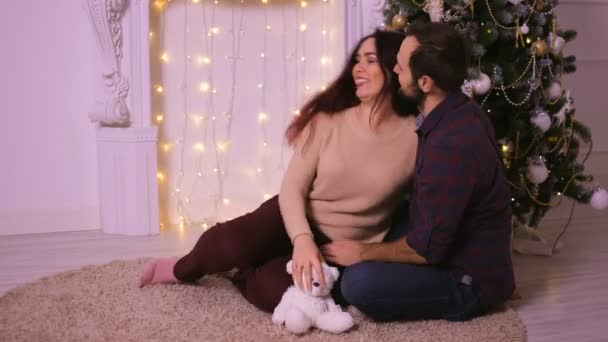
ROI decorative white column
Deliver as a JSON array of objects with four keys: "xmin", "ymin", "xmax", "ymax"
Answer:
[
  {"xmin": 84, "ymin": 0, "xmax": 159, "ymax": 235},
  {"xmin": 344, "ymin": 0, "xmax": 387, "ymax": 54}
]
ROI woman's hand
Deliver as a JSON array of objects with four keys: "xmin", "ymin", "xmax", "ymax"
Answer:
[
  {"xmin": 321, "ymin": 240, "xmax": 366, "ymax": 267},
  {"xmin": 291, "ymin": 234, "xmax": 327, "ymax": 293}
]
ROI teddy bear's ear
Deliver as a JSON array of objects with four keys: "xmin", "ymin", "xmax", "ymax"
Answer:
[
  {"xmin": 329, "ymin": 266, "xmax": 339, "ymax": 281},
  {"xmin": 286, "ymin": 260, "xmax": 293, "ymax": 275}
]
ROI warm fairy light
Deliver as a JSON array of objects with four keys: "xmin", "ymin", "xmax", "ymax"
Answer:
[
  {"xmin": 193, "ymin": 142, "xmax": 206, "ymax": 152},
  {"xmin": 258, "ymin": 112, "xmax": 269, "ymax": 122},
  {"xmin": 160, "ymin": 52, "xmax": 170, "ymax": 63},
  {"xmin": 199, "ymin": 82, "xmax": 211, "ymax": 93},
  {"xmin": 217, "ymin": 141, "xmax": 229, "ymax": 152},
  {"xmin": 192, "ymin": 115, "xmax": 204, "ymax": 126},
  {"xmin": 197, "ymin": 56, "xmax": 212, "ymax": 65},
  {"xmin": 153, "ymin": 0, "xmax": 166, "ymax": 10},
  {"xmin": 155, "ymin": 1, "xmax": 336, "ymax": 228}
]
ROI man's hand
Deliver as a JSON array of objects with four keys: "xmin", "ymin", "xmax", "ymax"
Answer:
[
  {"xmin": 323, "ymin": 237, "xmax": 428, "ymax": 266},
  {"xmin": 321, "ymin": 240, "xmax": 367, "ymax": 267}
]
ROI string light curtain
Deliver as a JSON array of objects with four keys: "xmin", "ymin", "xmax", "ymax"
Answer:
[{"xmin": 150, "ymin": 0, "xmax": 343, "ymax": 230}]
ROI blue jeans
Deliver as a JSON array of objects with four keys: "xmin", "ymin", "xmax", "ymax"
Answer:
[{"xmin": 338, "ymin": 212, "xmax": 490, "ymax": 322}]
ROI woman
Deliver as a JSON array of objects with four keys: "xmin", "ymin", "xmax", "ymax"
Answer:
[{"xmin": 139, "ymin": 29, "xmax": 418, "ymax": 313}]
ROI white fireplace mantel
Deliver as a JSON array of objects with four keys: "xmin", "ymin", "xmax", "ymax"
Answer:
[{"xmin": 83, "ymin": 0, "xmax": 386, "ymax": 235}]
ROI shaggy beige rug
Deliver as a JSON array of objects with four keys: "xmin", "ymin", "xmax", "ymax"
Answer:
[{"xmin": 0, "ymin": 259, "xmax": 526, "ymax": 342}]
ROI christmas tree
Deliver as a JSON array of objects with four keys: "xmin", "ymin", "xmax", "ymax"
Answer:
[{"xmin": 383, "ymin": 0, "xmax": 608, "ymax": 230}]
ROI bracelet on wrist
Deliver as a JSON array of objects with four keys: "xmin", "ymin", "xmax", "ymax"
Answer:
[{"xmin": 291, "ymin": 232, "xmax": 313, "ymax": 245}]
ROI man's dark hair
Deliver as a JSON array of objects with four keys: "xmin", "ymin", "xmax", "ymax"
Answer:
[{"xmin": 407, "ymin": 22, "xmax": 471, "ymax": 93}]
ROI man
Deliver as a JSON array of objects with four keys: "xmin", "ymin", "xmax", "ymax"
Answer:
[{"xmin": 321, "ymin": 22, "xmax": 515, "ymax": 321}]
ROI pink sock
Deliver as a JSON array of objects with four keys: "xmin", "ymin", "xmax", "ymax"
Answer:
[{"xmin": 139, "ymin": 257, "xmax": 179, "ymax": 288}]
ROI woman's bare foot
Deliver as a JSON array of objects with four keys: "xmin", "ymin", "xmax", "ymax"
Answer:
[{"xmin": 139, "ymin": 257, "xmax": 179, "ymax": 288}]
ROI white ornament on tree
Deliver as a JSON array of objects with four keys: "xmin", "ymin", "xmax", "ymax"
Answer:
[
  {"xmin": 530, "ymin": 110, "xmax": 551, "ymax": 133},
  {"xmin": 544, "ymin": 81, "xmax": 562, "ymax": 101},
  {"xmin": 424, "ymin": 0, "xmax": 444, "ymax": 23},
  {"xmin": 520, "ymin": 23, "xmax": 529, "ymax": 35},
  {"xmin": 508, "ymin": 0, "xmax": 523, "ymax": 4},
  {"xmin": 553, "ymin": 90, "xmax": 574, "ymax": 127},
  {"xmin": 527, "ymin": 157, "xmax": 549, "ymax": 184},
  {"xmin": 548, "ymin": 33, "xmax": 566, "ymax": 55},
  {"xmin": 590, "ymin": 188, "xmax": 608, "ymax": 210},
  {"xmin": 472, "ymin": 73, "xmax": 492, "ymax": 95}
]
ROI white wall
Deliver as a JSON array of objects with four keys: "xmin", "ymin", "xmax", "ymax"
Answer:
[{"xmin": 0, "ymin": 1, "xmax": 100, "ymax": 235}]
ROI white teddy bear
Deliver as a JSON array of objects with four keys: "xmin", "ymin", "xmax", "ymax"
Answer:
[{"xmin": 272, "ymin": 260, "xmax": 354, "ymax": 335}]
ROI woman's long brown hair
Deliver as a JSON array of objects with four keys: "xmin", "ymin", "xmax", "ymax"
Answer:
[{"xmin": 285, "ymin": 29, "xmax": 416, "ymax": 146}]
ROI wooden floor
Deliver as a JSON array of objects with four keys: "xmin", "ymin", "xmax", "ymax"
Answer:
[{"xmin": 1, "ymin": 216, "xmax": 607, "ymax": 341}]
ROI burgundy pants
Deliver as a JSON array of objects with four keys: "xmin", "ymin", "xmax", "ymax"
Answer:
[{"xmin": 174, "ymin": 195, "xmax": 297, "ymax": 312}]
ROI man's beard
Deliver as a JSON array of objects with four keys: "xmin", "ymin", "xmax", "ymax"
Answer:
[{"xmin": 398, "ymin": 83, "xmax": 425, "ymax": 108}]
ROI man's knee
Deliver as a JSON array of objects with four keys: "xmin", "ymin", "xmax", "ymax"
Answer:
[{"xmin": 340, "ymin": 263, "xmax": 376, "ymax": 309}]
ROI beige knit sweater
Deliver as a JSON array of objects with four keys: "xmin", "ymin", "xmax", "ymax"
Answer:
[{"xmin": 279, "ymin": 107, "xmax": 418, "ymax": 244}]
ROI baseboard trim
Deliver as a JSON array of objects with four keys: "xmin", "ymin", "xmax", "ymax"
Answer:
[{"xmin": 0, "ymin": 207, "xmax": 100, "ymax": 236}]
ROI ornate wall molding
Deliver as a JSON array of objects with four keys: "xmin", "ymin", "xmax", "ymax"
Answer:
[
  {"xmin": 84, "ymin": 0, "xmax": 130, "ymax": 126},
  {"xmin": 84, "ymin": 0, "xmax": 159, "ymax": 235}
]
